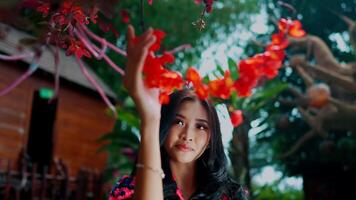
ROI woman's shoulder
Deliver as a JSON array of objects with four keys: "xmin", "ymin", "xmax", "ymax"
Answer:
[{"xmin": 109, "ymin": 175, "xmax": 136, "ymax": 200}]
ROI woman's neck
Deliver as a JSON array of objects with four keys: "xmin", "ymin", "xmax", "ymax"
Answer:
[{"xmin": 170, "ymin": 161, "xmax": 197, "ymax": 199}]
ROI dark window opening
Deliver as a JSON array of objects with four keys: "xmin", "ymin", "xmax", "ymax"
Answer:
[{"xmin": 26, "ymin": 89, "xmax": 57, "ymax": 172}]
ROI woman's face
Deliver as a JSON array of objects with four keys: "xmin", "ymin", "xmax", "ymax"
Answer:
[{"xmin": 164, "ymin": 100, "xmax": 211, "ymax": 164}]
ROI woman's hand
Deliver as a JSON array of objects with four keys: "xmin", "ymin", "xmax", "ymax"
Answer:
[{"xmin": 124, "ymin": 25, "xmax": 161, "ymax": 123}]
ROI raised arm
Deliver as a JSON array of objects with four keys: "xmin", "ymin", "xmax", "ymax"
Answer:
[{"xmin": 123, "ymin": 25, "xmax": 164, "ymax": 200}]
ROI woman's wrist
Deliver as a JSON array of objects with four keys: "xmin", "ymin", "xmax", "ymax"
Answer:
[
  {"xmin": 140, "ymin": 117, "xmax": 161, "ymax": 136},
  {"xmin": 141, "ymin": 114, "xmax": 161, "ymax": 126}
]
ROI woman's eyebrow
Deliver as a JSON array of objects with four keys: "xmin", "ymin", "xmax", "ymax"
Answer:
[
  {"xmin": 177, "ymin": 114, "xmax": 208, "ymax": 124},
  {"xmin": 176, "ymin": 113, "xmax": 185, "ymax": 119},
  {"xmin": 196, "ymin": 119, "xmax": 209, "ymax": 124}
]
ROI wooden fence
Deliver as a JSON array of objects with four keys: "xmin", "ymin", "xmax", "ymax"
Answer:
[{"xmin": 0, "ymin": 157, "xmax": 107, "ymax": 200}]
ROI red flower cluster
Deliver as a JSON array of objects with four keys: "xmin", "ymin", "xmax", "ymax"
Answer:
[
  {"xmin": 33, "ymin": 0, "xmax": 306, "ymax": 128},
  {"xmin": 46, "ymin": 1, "xmax": 96, "ymax": 26},
  {"xmin": 186, "ymin": 18, "xmax": 305, "ymax": 126},
  {"xmin": 35, "ymin": 1, "xmax": 99, "ymax": 58},
  {"xmin": 135, "ymin": 18, "xmax": 306, "ymax": 126},
  {"xmin": 233, "ymin": 18, "xmax": 305, "ymax": 98},
  {"xmin": 208, "ymin": 71, "xmax": 234, "ymax": 99},
  {"xmin": 133, "ymin": 30, "xmax": 184, "ymax": 104}
]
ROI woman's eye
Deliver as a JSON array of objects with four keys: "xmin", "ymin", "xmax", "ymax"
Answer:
[
  {"xmin": 197, "ymin": 124, "xmax": 208, "ymax": 131},
  {"xmin": 175, "ymin": 119, "xmax": 184, "ymax": 126}
]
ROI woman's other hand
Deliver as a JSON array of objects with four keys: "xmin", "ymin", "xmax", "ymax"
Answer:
[{"xmin": 124, "ymin": 25, "xmax": 161, "ymax": 123}]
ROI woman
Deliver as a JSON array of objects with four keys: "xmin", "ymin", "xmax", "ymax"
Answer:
[{"xmin": 109, "ymin": 25, "xmax": 248, "ymax": 200}]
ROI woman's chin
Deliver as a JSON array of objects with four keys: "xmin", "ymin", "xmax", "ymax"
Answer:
[{"xmin": 171, "ymin": 154, "xmax": 196, "ymax": 164}]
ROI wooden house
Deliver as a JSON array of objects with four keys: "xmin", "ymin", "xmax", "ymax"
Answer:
[{"xmin": 0, "ymin": 23, "xmax": 116, "ymax": 177}]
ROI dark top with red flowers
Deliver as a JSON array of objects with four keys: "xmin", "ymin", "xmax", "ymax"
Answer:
[{"xmin": 109, "ymin": 175, "xmax": 249, "ymax": 200}]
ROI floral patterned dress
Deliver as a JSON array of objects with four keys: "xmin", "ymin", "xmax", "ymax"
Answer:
[{"xmin": 109, "ymin": 175, "xmax": 248, "ymax": 200}]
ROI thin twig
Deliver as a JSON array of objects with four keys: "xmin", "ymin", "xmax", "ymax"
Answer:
[
  {"xmin": 165, "ymin": 44, "xmax": 192, "ymax": 54},
  {"xmin": 0, "ymin": 52, "xmax": 34, "ymax": 61},
  {"xmin": 48, "ymin": 46, "xmax": 60, "ymax": 103},
  {"xmin": 0, "ymin": 55, "xmax": 40, "ymax": 96},
  {"xmin": 75, "ymin": 56, "xmax": 117, "ymax": 118},
  {"xmin": 80, "ymin": 24, "xmax": 127, "ymax": 56},
  {"xmin": 140, "ymin": 0, "xmax": 146, "ymax": 32}
]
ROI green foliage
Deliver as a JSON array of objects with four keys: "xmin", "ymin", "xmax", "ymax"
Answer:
[
  {"xmin": 253, "ymin": 182, "xmax": 303, "ymax": 200},
  {"xmin": 98, "ymin": 107, "xmax": 140, "ymax": 182}
]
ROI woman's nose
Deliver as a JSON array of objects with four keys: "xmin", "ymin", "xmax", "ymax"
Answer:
[{"xmin": 180, "ymin": 126, "xmax": 193, "ymax": 141}]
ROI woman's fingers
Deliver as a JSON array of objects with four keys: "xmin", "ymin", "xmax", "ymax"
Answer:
[
  {"xmin": 135, "ymin": 35, "xmax": 156, "ymax": 72},
  {"xmin": 127, "ymin": 25, "xmax": 135, "ymax": 50},
  {"xmin": 124, "ymin": 26, "xmax": 157, "ymax": 95}
]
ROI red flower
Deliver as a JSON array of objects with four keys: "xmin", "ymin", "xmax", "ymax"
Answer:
[
  {"xmin": 159, "ymin": 70, "xmax": 184, "ymax": 92},
  {"xmin": 66, "ymin": 39, "xmax": 91, "ymax": 58},
  {"xmin": 186, "ymin": 67, "xmax": 201, "ymax": 85},
  {"xmin": 288, "ymin": 20, "xmax": 306, "ymax": 38},
  {"xmin": 260, "ymin": 50, "xmax": 285, "ymax": 79},
  {"xmin": 195, "ymin": 84, "xmax": 209, "ymax": 99},
  {"xmin": 36, "ymin": 3, "xmax": 50, "ymax": 17},
  {"xmin": 230, "ymin": 110, "xmax": 243, "ymax": 127},
  {"xmin": 204, "ymin": 0, "xmax": 214, "ymax": 13},
  {"xmin": 50, "ymin": 1, "xmax": 89, "ymax": 26},
  {"xmin": 158, "ymin": 52, "xmax": 175, "ymax": 64},
  {"xmin": 195, "ymin": 0, "xmax": 214, "ymax": 13},
  {"xmin": 147, "ymin": 0, "xmax": 153, "ymax": 5},
  {"xmin": 71, "ymin": 5, "xmax": 89, "ymax": 25},
  {"xmin": 120, "ymin": 10, "xmax": 130, "ymax": 24},
  {"xmin": 208, "ymin": 70, "xmax": 234, "ymax": 99},
  {"xmin": 159, "ymin": 92, "xmax": 170, "ymax": 104},
  {"xmin": 150, "ymin": 30, "xmax": 166, "ymax": 51},
  {"xmin": 132, "ymin": 29, "xmax": 166, "ymax": 52},
  {"xmin": 267, "ymin": 32, "xmax": 289, "ymax": 50},
  {"xmin": 234, "ymin": 59, "xmax": 261, "ymax": 97},
  {"xmin": 186, "ymin": 67, "xmax": 209, "ymax": 99},
  {"xmin": 278, "ymin": 18, "xmax": 306, "ymax": 38}
]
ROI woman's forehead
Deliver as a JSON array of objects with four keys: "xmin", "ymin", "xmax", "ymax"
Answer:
[{"xmin": 176, "ymin": 100, "xmax": 209, "ymax": 121}]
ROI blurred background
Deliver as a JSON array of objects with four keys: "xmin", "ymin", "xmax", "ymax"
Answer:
[{"xmin": 0, "ymin": 0, "xmax": 355, "ymax": 199}]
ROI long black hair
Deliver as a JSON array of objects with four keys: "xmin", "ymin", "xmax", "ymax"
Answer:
[{"xmin": 158, "ymin": 89, "xmax": 247, "ymax": 200}]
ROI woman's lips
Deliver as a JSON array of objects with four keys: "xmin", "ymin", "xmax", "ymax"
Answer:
[{"xmin": 175, "ymin": 144, "xmax": 193, "ymax": 152}]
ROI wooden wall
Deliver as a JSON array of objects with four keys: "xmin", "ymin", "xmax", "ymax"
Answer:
[
  {"xmin": 0, "ymin": 60, "xmax": 115, "ymax": 176},
  {"xmin": 0, "ymin": 61, "xmax": 33, "ymax": 163}
]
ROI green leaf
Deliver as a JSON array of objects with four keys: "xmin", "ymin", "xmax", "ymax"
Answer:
[
  {"xmin": 216, "ymin": 64, "xmax": 225, "ymax": 76},
  {"xmin": 228, "ymin": 57, "xmax": 239, "ymax": 80},
  {"xmin": 202, "ymin": 75, "xmax": 210, "ymax": 84},
  {"xmin": 253, "ymin": 82, "xmax": 288, "ymax": 100},
  {"xmin": 246, "ymin": 82, "xmax": 289, "ymax": 111},
  {"xmin": 116, "ymin": 107, "xmax": 140, "ymax": 128}
]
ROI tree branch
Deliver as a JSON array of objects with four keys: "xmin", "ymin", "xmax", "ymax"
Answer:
[{"xmin": 279, "ymin": 130, "xmax": 316, "ymax": 159}]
